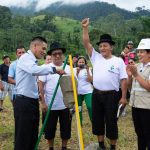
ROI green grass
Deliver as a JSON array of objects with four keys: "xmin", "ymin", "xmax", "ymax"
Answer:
[
  {"xmin": 31, "ymin": 15, "xmax": 45, "ymax": 23},
  {"xmin": 53, "ymin": 17, "xmax": 81, "ymax": 33},
  {"xmin": 0, "ymin": 97, "xmax": 137, "ymax": 150},
  {"xmin": 32, "ymin": 15, "xmax": 81, "ymax": 34}
]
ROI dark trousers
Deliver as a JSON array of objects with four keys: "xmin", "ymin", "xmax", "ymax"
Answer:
[
  {"xmin": 132, "ymin": 107, "xmax": 150, "ymax": 150},
  {"xmin": 43, "ymin": 108, "xmax": 72, "ymax": 140},
  {"xmin": 14, "ymin": 95, "xmax": 39, "ymax": 150},
  {"xmin": 92, "ymin": 88, "xmax": 119, "ymax": 139}
]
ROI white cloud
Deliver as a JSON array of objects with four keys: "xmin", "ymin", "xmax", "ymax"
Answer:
[
  {"xmin": 35, "ymin": 0, "xmax": 94, "ymax": 11},
  {"xmin": 0, "ymin": 0, "xmax": 31, "ymax": 8},
  {"xmin": 0, "ymin": 0, "xmax": 150, "ymax": 11},
  {"xmin": 101, "ymin": 0, "xmax": 150, "ymax": 11}
]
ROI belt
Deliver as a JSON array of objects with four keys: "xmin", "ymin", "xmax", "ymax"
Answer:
[
  {"xmin": 94, "ymin": 88, "xmax": 115, "ymax": 94},
  {"xmin": 16, "ymin": 94, "xmax": 38, "ymax": 101}
]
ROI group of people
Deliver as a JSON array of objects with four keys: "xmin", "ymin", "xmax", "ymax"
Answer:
[
  {"xmin": 121, "ymin": 40, "xmax": 136, "ymax": 65},
  {"xmin": 82, "ymin": 18, "xmax": 150, "ymax": 150},
  {"xmin": 0, "ymin": 45, "xmax": 26, "ymax": 111},
  {"xmin": 0, "ymin": 18, "xmax": 149, "ymax": 150}
]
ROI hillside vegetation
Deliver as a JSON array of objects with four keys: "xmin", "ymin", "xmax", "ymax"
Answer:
[
  {"xmin": 0, "ymin": 5, "xmax": 150, "ymax": 59},
  {"xmin": 10, "ymin": 1, "xmax": 150, "ymax": 20}
]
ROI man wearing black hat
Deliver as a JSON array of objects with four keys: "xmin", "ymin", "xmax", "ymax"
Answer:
[
  {"xmin": 82, "ymin": 18, "xmax": 128, "ymax": 150},
  {"xmin": 38, "ymin": 42, "xmax": 72, "ymax": 150}
]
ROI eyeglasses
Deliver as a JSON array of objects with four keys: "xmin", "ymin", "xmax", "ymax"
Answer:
[{"xmin": 51, "ymin": 52, "xmax": 63, "ymax": 56}]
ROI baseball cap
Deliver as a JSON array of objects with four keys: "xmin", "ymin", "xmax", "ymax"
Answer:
[{"xmin": 128, "ymin": 41, "xmax": 133, "ymax": 45}]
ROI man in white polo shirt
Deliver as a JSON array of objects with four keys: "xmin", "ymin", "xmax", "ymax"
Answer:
[
  {"xmin": 81, "ymin": 18, "xmax": 128, "ymax": 150},
  {"xmin": 38, "ymin": 42, "xmax": 72, "ymax": 150}
]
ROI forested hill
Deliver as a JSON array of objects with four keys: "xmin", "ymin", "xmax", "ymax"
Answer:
[
  {"xmin": 0, "ymin": 4, "xmax": 150, "ymax": 59},
  {"xmin": 10, "ymin": 1, "xmax": 150, "ymax": 20}
]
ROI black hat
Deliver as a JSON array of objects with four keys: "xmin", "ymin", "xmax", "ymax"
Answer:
[
  {"xmin": 47, "ymin": 42, "xmax": 66, "ymax": 55},
  {"xmin": 96, "ymin": 34, "xmax": 115, "ymax": 46}
]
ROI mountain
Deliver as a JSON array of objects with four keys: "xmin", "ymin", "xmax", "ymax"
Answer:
[
  {"xmin": 10, "ymin": 1, "xmax": 150, "ymax": 20},
  {"xmin": 10, "ymin": 1, "xmax": 37, "ymax": 16}
]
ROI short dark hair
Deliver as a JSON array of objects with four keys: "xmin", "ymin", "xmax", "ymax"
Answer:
[
  {"xmin": 31, "ymin": 36, "xmax": 47, "ymax": 44},
  {"xmin": 16, "ymin": 45, "xmax": 25, "ymax": 52},
  {"xmin": 72, "ymin": 54, "xmax": 79, "ymax": 59},
  {"xmin": 2, "ymin": 55, "xmax": 10, "ymax": 60}
]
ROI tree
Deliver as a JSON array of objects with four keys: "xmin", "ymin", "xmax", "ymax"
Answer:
[{"xmin": 0, "ymin": 6, "xmax": 12, "ymax": 29}]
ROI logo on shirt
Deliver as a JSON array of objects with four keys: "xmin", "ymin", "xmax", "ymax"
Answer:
[
  {"xmin": 110, "ymin": 65, "xmax": 114, "ymax": 71},
  {"xmin": 108, "ymin": 65, "xmax": 119, "ymax": 75}
]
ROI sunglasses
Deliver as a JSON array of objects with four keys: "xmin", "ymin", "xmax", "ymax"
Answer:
[{"xmin": 51, "ymin": 52, "xmax": 63, "ymax": 56}]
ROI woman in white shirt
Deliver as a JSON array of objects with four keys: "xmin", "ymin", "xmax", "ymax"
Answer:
[{"xmin": 74, "ymin": 56, "xmax": 93, "ymax": 125}]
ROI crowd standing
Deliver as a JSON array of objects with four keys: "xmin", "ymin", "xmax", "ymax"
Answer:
[{"xmin": 0, "ymin": 19, "xmax": 149, "ymax": 150}]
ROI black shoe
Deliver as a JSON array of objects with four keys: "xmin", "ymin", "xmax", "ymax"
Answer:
[
  {"xmin": 61, "ymin": 147, "xmax": 67, "ymax": 150},
  {"xmin": 110, "ymin": 145, "xmax": 116, "ymax": 150},
  {"xmin": 0, "ymin": 108, "xmax": 3, "ymax": 112},
  {"xmin": 49, "ymin": 147, "xmax": 54, "ymax": 150},
  {"xmin": 99, "ymin": 141, "xmax": 106, "ymax": 150}
]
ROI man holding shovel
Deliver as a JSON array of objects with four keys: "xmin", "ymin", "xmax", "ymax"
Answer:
[{"xmin": 14, "ymin": 37, "xmax": 64, "ymax": 150}]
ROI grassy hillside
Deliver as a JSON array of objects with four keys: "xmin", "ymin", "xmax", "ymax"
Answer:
[
  {"xmin": 32, "ymin": 15, "xmax": 45, "ymax": 21},
  {"xmin": 53, "ymin": 17, "xmax": 81, "ymax": 33},
  {"xmin": 32, "ymin": 15, "xmax": 82, "ymax": 33},
  {"xmin": 0, "ymin": 97, "xmax": 137, "ymax": 150}
]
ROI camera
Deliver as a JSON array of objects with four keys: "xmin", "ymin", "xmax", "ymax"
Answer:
[{"xmin": 79, "ymin": 64, "xmax": 87, "ymax": 69}]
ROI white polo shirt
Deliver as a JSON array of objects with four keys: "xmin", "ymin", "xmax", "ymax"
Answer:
[
  {"xmin": 39, "ymin": 63, "xmax": 70, "ymax": 110},
  {"xmin": 90, "ymin": 49, "xmax": 127, "ymax": 91},
  {"xmin": 74, "ymin": 68, "xmax": 93, "ymax": 95}
]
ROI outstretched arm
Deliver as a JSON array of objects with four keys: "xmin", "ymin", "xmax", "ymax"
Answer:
[{"xmin": 81, "ymin": 18, "xmax": 93, "ymax": 57}]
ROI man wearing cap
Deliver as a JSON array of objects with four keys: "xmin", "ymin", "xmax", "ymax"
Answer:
[
  {"xmin": 14, "ymin": 37, "xmax": 64, "ymax": 150},
  {"xmin": 127, "ymin": 41, "xmax": 136, "ymax": 59},
  {"xmin": 127, "ymin": 38, "xmax": 150, "ymax": 150},
  {"xmin": 38, "ymin": 42, "xmax": 72, "ymax": 150},
  {"xmin": 82, "ymin": 18, "xmax": 128, "ymax": 150},
  {"xmin": 127, "ymin": 41, "xmax": 134, "ymax": 51}
]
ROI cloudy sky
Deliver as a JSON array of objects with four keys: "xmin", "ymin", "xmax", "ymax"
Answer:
[{"xmin": 0, "ymin": 0, "xmax": 149, "ymax": 12}]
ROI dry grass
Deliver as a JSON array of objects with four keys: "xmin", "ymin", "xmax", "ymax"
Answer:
[{"xmin": 0, "ymin": 97, "xmax": 137, "ymax": 150}]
